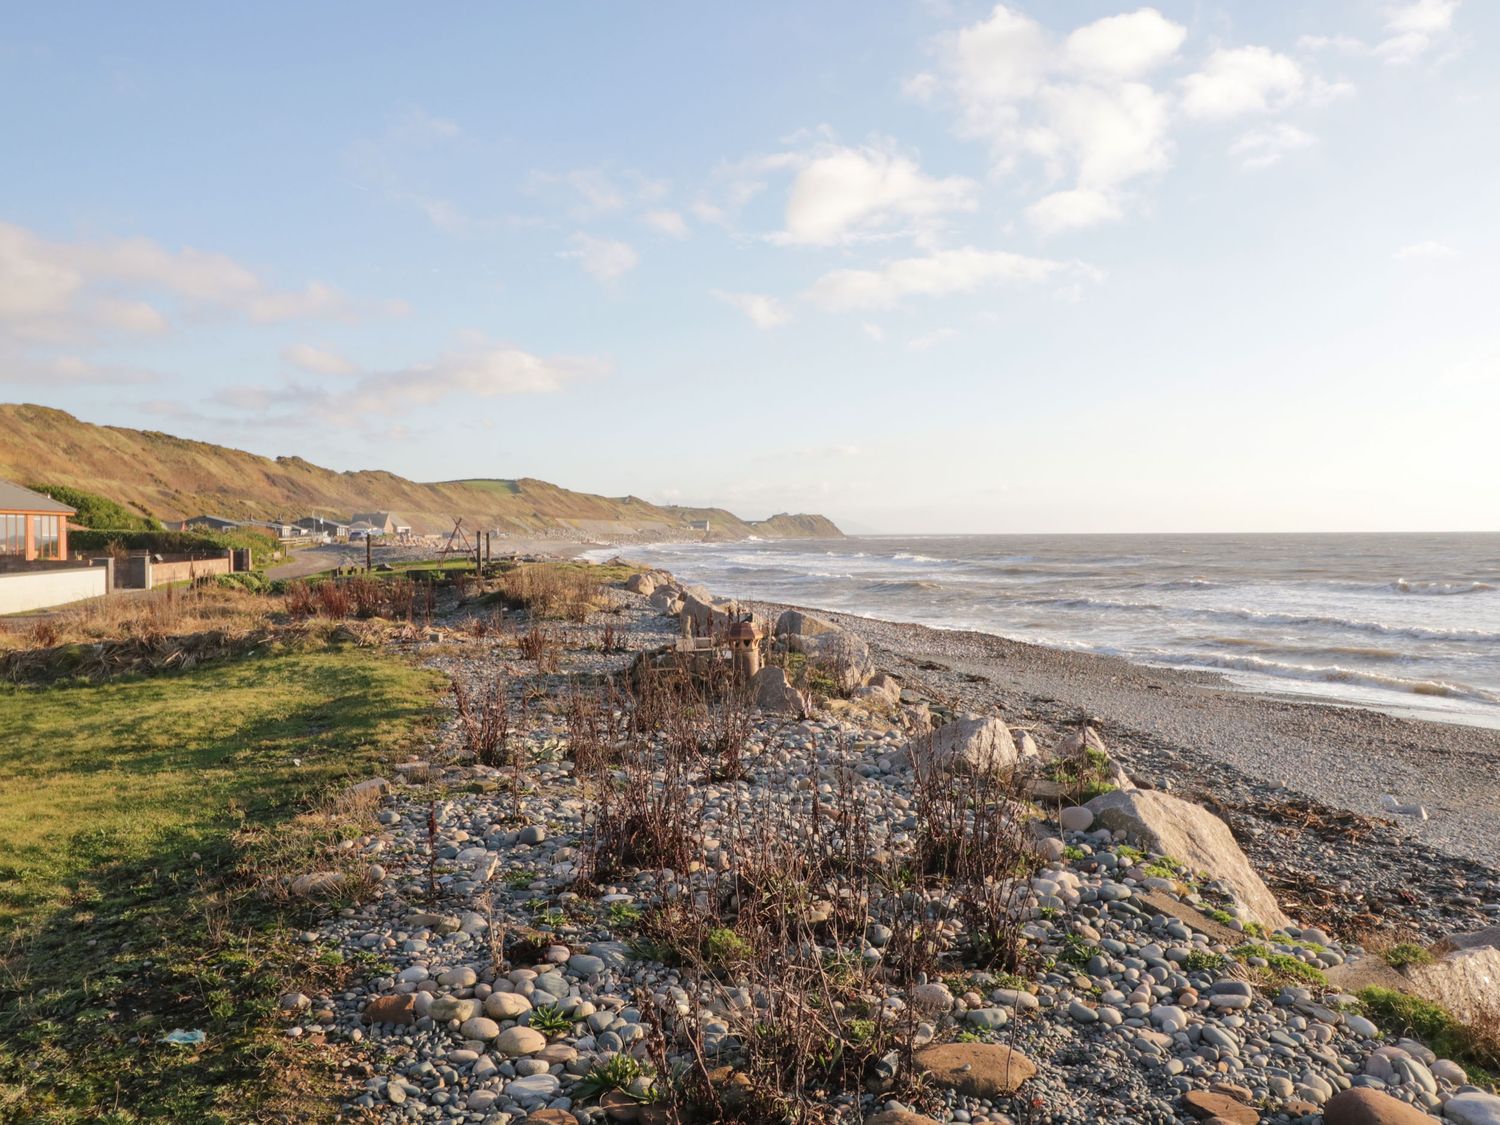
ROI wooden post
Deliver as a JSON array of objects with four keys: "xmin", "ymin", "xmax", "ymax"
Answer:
[{"xmin": 366, "ymin": 534, "xmax": 372, "ymax": 574}]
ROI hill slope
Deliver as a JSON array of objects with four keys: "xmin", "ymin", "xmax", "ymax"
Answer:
[{"xmin": 0, "ymin": 405, "xmax": 842, "ymax": 541}]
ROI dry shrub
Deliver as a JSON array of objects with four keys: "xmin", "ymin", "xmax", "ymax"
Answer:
[
  {"xmin": 452, "ymin": 675, "xmax": 513, "ymax": 768},
  {"xmin": 912, "ymin": 750, "xmax": 1038, "ymax": 970},
  {"xmin": 285, "ymin": 576, "xmax": 424, "ymax": 621},
  {"xmin": 564, "ymin": 680, "xmax": 626, "ymax": 773},
  {"xmin": 496, "ymin": 564, "xmax": 603, "ymax": 622},
  {"xmin": 517, "ymin": 624, "xmax": 559, "ymax": 671},
  {"xmin": 0, "ymin": 585, "xmax": 297, "ymax": 683},
  {"xmin": 574, "ymin": 684, "xmax": 1037, "ymax": 1119}
]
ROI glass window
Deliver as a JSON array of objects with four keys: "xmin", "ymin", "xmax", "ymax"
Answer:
[
  {"xmin": 0, "ymin": 514, "xmax": 23, "ymax": 555},
  {"xmin": 34, "ymin": 515, "xmax": 59, "ymax": 559}
]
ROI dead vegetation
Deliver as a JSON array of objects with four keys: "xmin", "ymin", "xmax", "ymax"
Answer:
[
  {"xmin": 551, "ymin": 658, "xmax": 1038, "ymax": 1121},
  {"xmin": 492, "ymin": 562, "xmax": 606, "ymax": 622}
]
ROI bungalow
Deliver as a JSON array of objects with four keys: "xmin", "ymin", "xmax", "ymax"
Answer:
[
  {"xmin": 350, "ymin": 511, "xmax": 412, "ymax": 537},
  {"xmin": 0, "ymin": 478, "xmax": 75, "ymax": 561},
  {"xmin": 293, "ymin": 516, "xmax": 349, "ymax": 540},
  {"xmin": 179, "ymin": 514, "xmax": 241, "ymax": 532}
]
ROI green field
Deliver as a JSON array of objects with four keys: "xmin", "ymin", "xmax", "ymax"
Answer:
[{"xmin": 0, "ymin": 647, "xmax": 443, "ymax": 1122}]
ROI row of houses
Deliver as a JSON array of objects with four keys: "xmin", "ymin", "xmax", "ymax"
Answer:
[{"xmin": 179, "ymin": 511, "xmax": 412, "ymax": 543}]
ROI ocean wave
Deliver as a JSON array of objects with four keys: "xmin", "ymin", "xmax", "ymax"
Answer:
[
  {"xmin": 1394, "ymin": 578, "xmax": 1496, "ymax": 596},
  {"xmin": 1022, "ymin": 595, "xmax": 1164, "ymax": 613},
  {"xmin": 1201, "ymin": 606, "xmax": 1500, "ymax": 644},
  {"xmin": 892, "ymin": 552, "xmax": 943, "ymax": 563},
  {"xmin": 869, "ymin": 579, "xmax": 943, "ymax": 593},
  {"xmin": 1163, "ymin": 652, "xmax": 1498, "ymax": 703},
  {"xmin": 1201, "ymin": 636, "xmax": 1407, "ymax": 661}
]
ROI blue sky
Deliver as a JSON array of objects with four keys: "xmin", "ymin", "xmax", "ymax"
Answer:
[{"xmin": 1, "ymin": 1, "xmax": 1494, "ymax": 533}]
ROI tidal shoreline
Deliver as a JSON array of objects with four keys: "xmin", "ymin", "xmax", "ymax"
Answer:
[{"xmin": 747, "ymin": 599, "xmax": 1500, "ymax": 875}]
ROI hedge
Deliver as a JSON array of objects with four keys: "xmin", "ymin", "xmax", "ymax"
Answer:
[{"xmin": 70, "ymin": 528, "xmax": 279, "ymax": 568}]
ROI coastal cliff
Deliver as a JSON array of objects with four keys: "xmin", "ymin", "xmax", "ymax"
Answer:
[{"xmin": 0, "ymin": 404, "xmax": 842, "ymax": 541}]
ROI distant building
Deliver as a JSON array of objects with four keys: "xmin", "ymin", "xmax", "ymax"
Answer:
[
  {"xmin": 179, "ymin": 514, "xmax": 241, "ymax": 532},
  {"xmin": 351, "ymin": 511, "xmax": 412, "ymax": 538},
  {"xmin": 688, "ymin": 518, "xmax": 711, "ymax": 533},
  {"xmin": 243, "ymin": 519, "xmax": 299, "ymax": 539},
  {"xmin": 293, "ymin": 516, "xmax": 349, "ymax": 540},
  {"xmin": 0, "ymin": 478, "xmax": 74, "ymax": 561}
]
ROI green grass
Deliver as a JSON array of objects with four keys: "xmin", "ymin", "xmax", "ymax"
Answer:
[
  {"xmin": 527, "ymin": 1003, "xmax": 574, "ymax": 1035},
  {"xmin": 1184, "ymin": 950, "xmax": 1228, "ymax": 973},
  {"xmin": 1228, "ymin": 943, "xmax": 1328, "ymax": 988},
  {"xmin": 1357, "ymin": 987, "xmax": 1498, "ymax": 1086},
  {"xmin": 0, "ymin": 647, "xmax": 443, "ymax": 1123},
  {"xmin": 1383, "ymin": 942, "xmax": 1434, "ymax": 970}
]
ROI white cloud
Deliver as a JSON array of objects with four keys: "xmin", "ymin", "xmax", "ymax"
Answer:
[
  {"xmin": 805, "ymin": 246, "xmax": 1089, "ymax": 311},
  {"xmin": 1378, "ymin": 0, "xmax": 1460, "ymax": 61},
  {"xmin": 247, "ymin": 282, "xmax": 353, "ymax": 323},
  {"xmin": 909, "ymin": 6, "xmax": 1185, "ymax": 229},
  {"xmin": 1180, "ymin": 47, "xmax": 1305, "ymax": 119},
  {"xmin": 216, "ymin": 342, "xmax": 607, "ymax": 424},
  {"xmin": 283, "ymin": 343, "xmax": 355, "ymax": 375},
  {"xmin": 1394, "ymin": 239, "xmax": 1459, "ymax": 260},
  {"xmin": 354, "ymin": 345, "xmax": 601, "ymax": 410},
  {"xmin": 907, "ymin": 327, "xmax": 958, "ymax": 350},
  {"xmin": 534, "ymin": 168, "xmax": 669, "ymax": 220},
  {"xmin": 386, "ymin": 108, "xmax": 461, "ymax": 142},
  {"xmin": 711, "ymin": 289, "xmax": 791, "ymax": 329},
  {"xmin": 1297, "ymin": 2, "xmax": 1460, "ymax": 66},
  {"xmin": 0, "ymin": 350, "xmax": 161, "ymax": 385},
  {"xmin": 95, "ymin": 298, "xmax": 169, "ymax": 334},
  {"xmin": 0, "ymin": 219, "xmax": 363, "ymax": 345},
  {"xmin": 642, "ymin": 209, "xmax": 689, "ymax": 237},
  {"xmin": 1062, "ymin": 8, "xmax": 1187, "ymax": 79},
  {"xmin": 1229, "ymin": 123, "xmax": 1317, "ymax": 169},
  {"xmin": 1025, "ymin": 188, "xmax": 1123, "ymax": 233},
  {"xmin": 861, "ymin": 322, "xmax": 886, "ymax": 343},
  {"xmin": 777, "ymin": 144, "xmax": 977, "ymax": 246},
  {"xmin": 560, "ymin": 233, "xmax": 639, "ymax": 282},
  {"xmin": 1036, "ymin": 81, "xmax": 1172, "ymax": 189}
]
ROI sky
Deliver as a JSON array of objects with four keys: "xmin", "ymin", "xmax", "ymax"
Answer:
[{"xmin": 1, "ymin": 1, "xmax": 1495, "ymax": 534}]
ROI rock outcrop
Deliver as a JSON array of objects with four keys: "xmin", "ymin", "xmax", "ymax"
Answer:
[
  {"xmin": 912, "ymin": 1042, "xmax": 1035, "ymax": 1099},
  {"xmin": 1405, "ymin": 930, "xmax": 1500, "ymax": 1037},
  {"xmin": 751, "ymin": 666, "xmax": 807, "ymax": 717},
  {"xmin": 1084, "ymin": 788, "xmax": 1292, "ymax": 932},
  {"xmin": 909, "ymin": 715, "xmax": 1022, "ymax": 776}
]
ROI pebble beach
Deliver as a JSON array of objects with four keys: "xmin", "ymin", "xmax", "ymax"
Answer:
[{"xmin": 274, "ymin": 569, "xmax": 1500, "ymax": 1125}]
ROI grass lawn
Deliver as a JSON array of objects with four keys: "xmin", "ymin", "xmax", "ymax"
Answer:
[{"xmin": 0, "ymin": 645, "xmax": 444, "ymax": 1123}]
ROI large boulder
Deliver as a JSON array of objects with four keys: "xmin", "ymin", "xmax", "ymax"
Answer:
[
  {"xmin": 1445, "ymin": 1093, "xmax": 1500, "ymax": 1125},
  {"xmin": 909, "ymin": 715, "xmax": 1020, "ymax": 776},
  {"xmin": 802, "ymin": 630, "xmax": 875, "ymax": 693},
  {"xmin": 773, "ymin": 609, "xmax": 842, "ymax": 638},
  {"xmin": 854, "ymin": 672, "xmax": 901, "ymax": 708},
  {"xmin": 1084, "ymin": 789, "xmax": 1292, "ymax": 932},
  {"xmin": 1180, "ymin": 1090, "xmax": 1257, "ymax": 1124},
  {"xmin": 624, "ymin": 573, "xmax": 656, "ymax": 595},
  {"xmin": 912, "ymin": 1042, "xmax": 1035, "ymax": 1099},
  {"xmin": 1405, "ymin": 935, "xmax": 1500, "ymax": 1037},
  {"xmin": 680, "ymin": 594, "xmax": 733, "ymax": 635},
  {"xmin": 752, "ymin": 666, "xmax": 807, "ymax": 717},
  {"xmin": 648, "ymin": 586, "xmax": 681, "ymax": 612},
  {"xmin": 1322, "ymin": 1087, "xmax": 1434, "ymax": 1124},
  {"xmin": 1051, "ymin": 725, "xmax": 1108, "ymax": 760}
]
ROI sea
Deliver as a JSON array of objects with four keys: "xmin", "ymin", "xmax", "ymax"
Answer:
[{"xmin": 586, "ymin": 533, "xmax": 1500, "ymax": 730}]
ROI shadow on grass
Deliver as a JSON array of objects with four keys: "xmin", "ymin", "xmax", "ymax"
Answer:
[{"xmin": 0, "ymin": 648, "xmax": 443, "ymax": 1123}]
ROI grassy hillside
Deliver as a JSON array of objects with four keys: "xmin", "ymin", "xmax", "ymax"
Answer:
[{"xmin": 0, "ymin": 405, "xmax": 841, "ymax": 540}]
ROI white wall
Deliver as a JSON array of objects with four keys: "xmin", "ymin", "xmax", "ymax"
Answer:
[{"xmin": 0, "ymin": 566, "xmax": 108, "ymax": 614}]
